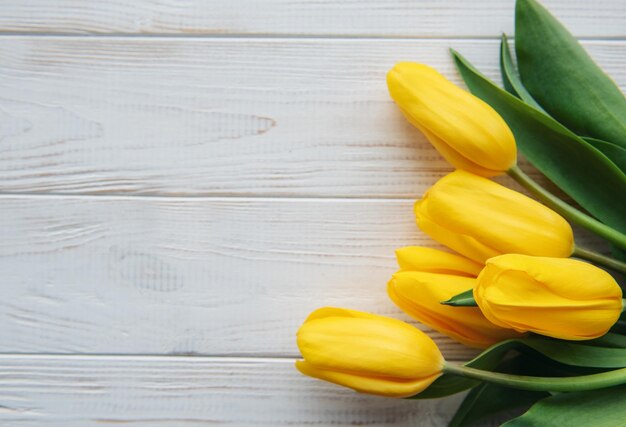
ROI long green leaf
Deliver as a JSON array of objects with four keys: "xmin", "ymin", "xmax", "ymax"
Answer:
[
  {"xmin": 612, "ymin": 320, "xmax": 626, "ymax": 336},
  {"xmin": 503, "ymin": 384, "xmax": 626, "ymax": 426},
  {"xmin": 583, "ymin": 137, "xmax": 626, "ymax": 175},
  {"xmin": 501, "ymin": 34, "xmax": 626, "ymax": 180},
  {"xmin": 412, "ymin": 340, "xmax": 522, "ymax": 399},
  {"xmin": 515, "ymin": 0, "xmax": 626, "ymax": 148},
  {"xmin": 448, "ymin": 383, "xmax": 549, "ymax": 427},
  {"xmin": 611, "ymin": 246, "xmax": 626, "ymax": 288},
  {"xmin": 519, "ymin": 336, "xmax": 626, "ymax": 368},
  {"xmin": 452, "ymin": 50, "xmax": 626, "ymax": 233},
  {"xmin": 500, "ymin": 32, "xmax": 626, "ymax": 176},
  {"xmin": 414, "ymin": 332, "xmax": 626, "ymax": 400},
  {"xmin": 587, "ymin": 333, "xmax": 626, "ymax": 349},
  {"xmin": 448, "ymin": 383, "xmax": 547, "ymax": 427},
  {"xmin": 413, "ymin": 333, "xmax": 620, "ymax": 400},
  {"xmin": 472, "ymin": 335, "xmax": 626, "ymax": 369},
  {"xmin": 499, "ymin": 34, "xmax": 545, "ymax": 113},
  {"xmin": 413, "ymin": 375, "xmax": 479, "ymax": 399},
  {"xmin": 448, "ymin": 354, "xmax": 550, "ymax": 427},
  {"xmin": 465, "ymin": 340, "xmax": 522, "ymax": 370}
]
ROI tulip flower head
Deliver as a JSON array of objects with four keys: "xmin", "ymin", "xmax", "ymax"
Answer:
[
  {"xmin": 296, "ymin": 307, "xmax": 444, "ymax": 397},
  {"xmin": 387, "ymin": 62, "xmax": 517, "ymax": 177},
  {"xmin": 415, "ymin": 170, "xmax": 575, "ymax": 263},
  {"xmin": 389, "ymin": 248, "xmax": 523, "ymax": 348},
  {"xmin": 475, "ymin": 254, "xmax": 623, "ymax": 340}
]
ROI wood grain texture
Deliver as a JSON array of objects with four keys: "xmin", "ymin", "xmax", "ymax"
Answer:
[
  {"xmin": 0, "ymin": 195, "xmax": 604, "ymax": 357},
  {"xmin": 0, "ymin": 355, "xmax": 474, "ymax": 426},
  {"xmin": 0, "ymin": 195, "xmax": 465, "ymax": 357},
  {"xmin": 0, "ymin": 0, "xmax": 623, "ymax": 425},
  {"xmin": 0, "ymin": 38, "xmax": 624, "ymax": 197},
  {"xmin": 0, "ymin": 0, "xmax": 623, "ymax": 37}
]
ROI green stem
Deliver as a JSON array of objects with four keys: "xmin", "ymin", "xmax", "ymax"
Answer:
[
  {"xmin": 508, "ymin": 165, "xmax": 626, "ymax": 251},
  {"xmin": 443, "ymin": 362, "xmax": 626, "ymax": 392},
  {"xmin": 573, "ymin": 246, "xmax": 626, "ymax": 274}
]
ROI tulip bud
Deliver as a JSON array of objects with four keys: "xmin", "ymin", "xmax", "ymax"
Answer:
[
  {"xmin": 296, "ymin": 307, "xmax": 444, "ymax": 397},
  {"xmin": 415, "ymin": 170, "xmax": 574, "ymax": 263},
  {"xmin": 475, "ymin": 254, "xmax": 623, "ymax": 340},
  {"xmin": 387, "ymin": 62, "xmax": 517, "ymax": 177},
  {"xmin": 388, "ymin": 268, "xmax": 523, "ymax": 349}
]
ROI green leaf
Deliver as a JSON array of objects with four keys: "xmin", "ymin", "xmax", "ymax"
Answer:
[
  {"xmin": 515, "ymin": 0, "xmax": 626, "ymax": 148},
  {"xmin": 413, "ymin": 333, "xmax": 626, "ymax": 400},
  {"xmin": 583, "ymin": 137, "xmax": 626, "ymax": 175},
  {"xmin": 502, "ymin": 384, "xmax": 626, "ymax": 426},
  {"xmin": 441, "ymin": 289, "xmax": 477, "ymax": 307},
  {"xmin": 610, "ymin": 246, "xmax": 626, "ymax": 288},
  {"xmin": 587, "ymin": 332, "xmax": 626, "ymax": 349},
  {"xmin": 448, "ymin": 353, "xmax": 558, "ymax": 426},
  {"xmin": 412, "ymin": 374, "xmax": 479, "ymax": 399},
  {"xmin": 469, "ymin": 335, "xmax": 626, "ymax": 370},
  {"xmin": 519, "ymin": 336, "xmax": 626, "ymax": 368},
  {"xmin": 448, "ymin": 382, "xmax": 547, "ymax": 427},
  {"xmin": 612, "ymin": 321, "xmax": 626, "ymax": 336},
  {"xmin": 499, "ymin": 34, "xmax": 545, "ymax": 113},
  {"xmin": 466, "ymin": 340, "xmax": 521, "ymax": 369},
  {"xmin": 500, "ymin": 32, "xmax": 626, "ymax": 178},
  {"xmin": 452, "ymin": 50, "xmax": 626, "ymax": 233},
  {"xmin": 412, "ymin": 340, "xmax": 522, "ymax": 399}
]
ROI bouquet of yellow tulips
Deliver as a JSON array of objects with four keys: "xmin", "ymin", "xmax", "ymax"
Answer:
[{"xmin": 296, "ymin": 0, "xmax": 626, "ymax": 425}]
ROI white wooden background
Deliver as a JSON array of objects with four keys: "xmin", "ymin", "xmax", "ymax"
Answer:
[{"xmin": 0, "ymin": 1, "xmax": 623, "ymax": 425}]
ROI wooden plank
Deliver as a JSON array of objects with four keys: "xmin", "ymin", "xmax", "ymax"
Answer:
[
  {"xmin": 0, "ymin": 38, "xmax": 624, "ymax": 197},
  {"xmin": 0, "ymin": 195, "xmax": 603, "ymax": 357},
  {"xmin": 0, "ymin": 0, "xmax": 623, "ymax": 37},
  {"xmin": 0, "ymin": 355, "xmax": 471, "ymax": 426},
  {"xmin": 0, "ymin": 195, "xmax": 466, "ymax": 358}
]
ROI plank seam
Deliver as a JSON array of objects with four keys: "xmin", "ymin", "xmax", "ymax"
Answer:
[
  {"xmin": 0, "ymin": 193, "xmax": 420, "ymax": 202},
  {"xmin": 0, "ymin": 32, "xmax": 623, "ymax": 41},
  {"xmin": 0, "ymin": 353, "xmax": 472, "ymax": 362},
  {"xmin": 0, "ymin": 354, "xmax": 297, "ymax": 362}
]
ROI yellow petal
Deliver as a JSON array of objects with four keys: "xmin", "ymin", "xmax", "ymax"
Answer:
[
  {"xmin": 387, "ymin": 62, "xmax": 516, "ymax": 176},
  {"xmin": 297, "ymin": 316, "xmax": 442, "ymax": 378},
  {"xmin": 404, "ymin": 113, "xmax": 503, "ymax": 177},
  {"xmin": 388, "ymin": 271, "xmax": 523, "ymax": 348},
  {"xmin": 415, "ymin": 198, "xmax": 500, "ymax": 263},
  {"xmin": 475, "ymin": 254, "xmax": 623, "ymax": 340},
  {"xmin": 295, "ymin": 360, "xmax": 441, "ymax": 398},
  {"xmin": 415, "ymin": 171, "xmax": 574, "ymax": 262},
  {"xmin": 395, "ymin": 246, "xmax": 483, "ymax": 276},
  {"xmin": 304, "ymin": 307, "xmax": 379, "ymax": 323}
]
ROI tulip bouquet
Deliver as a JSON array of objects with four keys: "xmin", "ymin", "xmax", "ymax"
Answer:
[{"xmin": 296, "ymin": 0, "xmax": 626, "ymax": 425}]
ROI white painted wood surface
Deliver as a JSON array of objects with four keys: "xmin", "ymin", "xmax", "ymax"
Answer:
[
  {"xmin": 0, "ymin": 1, "xmax": 623, "ymax": 426},
  {"xmin": 0, "ymin": 195, "xmax": 476, "ymax": 357},
  {"xmin": 0, "ymin": 38, "xmax": 623, "ymax": 197},
  {"xmin": 0, "ymin": 356, "xmax": 470, "ymax": 426},
  {"xmin": 0, "ymin": 0, "xmax": 623, "ymax": 37}
]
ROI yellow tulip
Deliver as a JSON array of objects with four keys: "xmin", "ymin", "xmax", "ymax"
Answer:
[
  {"xmin": 388, "ymin": 270, "xmax": 523, "ymax": 348},
  {"xmin": 415, "ymin": 170, "xmax": 574, "ymax": 263},
  {"xmin": 390, "ymin": 247, "xmax": 521, "ymax": 347},
  {"xmin": 395, "ymin": 246, "xmax": 482, "ymax": 277},
  {"xmin": 387, "ymin": 62, "xmax": 516, "ymax": 177},
  {"xmin": 296, "ymin": 307, "xmax": 444, "ymax": 397},
  {"xmin": 475, "ymin": 254, "xmax": 623, "ymax": 340}
]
